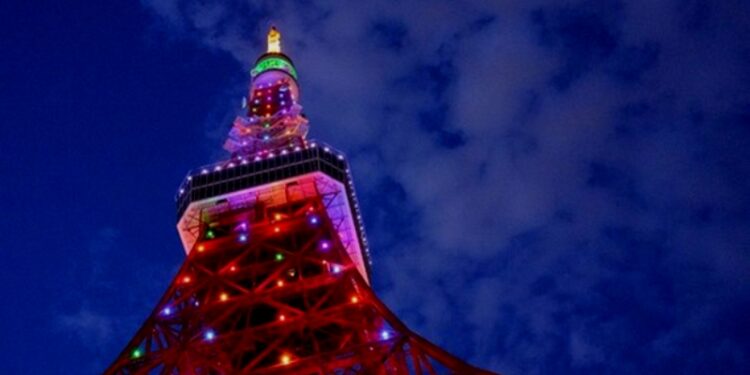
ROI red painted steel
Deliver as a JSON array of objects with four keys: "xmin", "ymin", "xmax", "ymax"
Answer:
[{"xmin": 105, "ymin": 189, "xmax": 495, "ymax": 374}]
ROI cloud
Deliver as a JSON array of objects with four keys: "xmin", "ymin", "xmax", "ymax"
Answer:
[{"xmin": 138, "ymin": 0, "xmax": 750, "ymax": 373}]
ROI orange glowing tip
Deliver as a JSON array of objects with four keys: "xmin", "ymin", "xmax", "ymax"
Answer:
[{"xmin": 267, "ymin": 26, "xmax": 281, "ymax": 53}]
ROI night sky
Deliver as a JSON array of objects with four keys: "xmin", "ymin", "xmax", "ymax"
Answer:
[{"xmin": 1, "ymin": 1, "xmax": 749, "ymax": 374}]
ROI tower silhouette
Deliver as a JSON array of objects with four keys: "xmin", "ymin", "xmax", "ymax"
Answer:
[{"xmin": 105, "ymin": 27, "xmax": 494, "ymax": 375}]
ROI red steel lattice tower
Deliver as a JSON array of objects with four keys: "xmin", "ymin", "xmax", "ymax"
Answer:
[{"xmin": 105, "ymin": 27, "xmax": 495, "ymax": 375}]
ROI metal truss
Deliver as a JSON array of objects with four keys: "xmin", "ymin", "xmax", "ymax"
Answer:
[{"xmin": 105, "ymin": 189, "xmax": 496, "ymax": 374}]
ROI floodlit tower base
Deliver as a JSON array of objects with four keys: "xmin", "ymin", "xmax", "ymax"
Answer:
[{"xmin": 105, "ymin": 176, "xmax": 491, "ymax": 374}]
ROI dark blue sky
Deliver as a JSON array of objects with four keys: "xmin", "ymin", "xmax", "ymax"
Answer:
[{"xmin": 1, "ymin": 1, "xmax": 749, "ymax": 374}]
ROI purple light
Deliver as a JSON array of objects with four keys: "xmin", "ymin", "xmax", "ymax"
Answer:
[
  {"xmin": 161, "ymin": 307, "xmax": 172, "ymax": 316},
  {"xmin": 320, "ymin": 240, "xmax": 330, "ymax": 250},
  {"xmin": 308, "ymin": 215, "xmax": 319, "ymax": 225}
]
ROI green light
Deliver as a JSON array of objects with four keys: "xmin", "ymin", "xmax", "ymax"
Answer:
[
  {"xmin": 251, "ymin": 56, "xmax": 298, "ymax": 79},
  {"xmin": 206, "ymin": 230, "xmax": 214, "ymax": 239},
  {"xmin": 131, "ymin": 348, "xmax": 142, "ymax": 359},
  {"xmin": 263, "ymin": 123, "xmax": 270, "ymax": 128},
  {"xmin": 275, "ymin": 253, "xmax": 284, "ymax": 262}
]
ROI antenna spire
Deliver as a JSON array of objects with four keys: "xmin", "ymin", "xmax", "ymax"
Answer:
[{"xmin": 267, "ymin": 26, "xmax": 281, "ymax": 53}]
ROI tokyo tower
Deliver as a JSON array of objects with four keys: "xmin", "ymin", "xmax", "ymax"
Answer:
[{"xmin": 105, "ymin": 27, "xmax": 495, "ymax": 375}]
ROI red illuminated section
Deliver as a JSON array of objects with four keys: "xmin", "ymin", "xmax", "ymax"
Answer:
[{"xmin": 105, "ymin": 188, "xmax": 493, "ymax": 374}]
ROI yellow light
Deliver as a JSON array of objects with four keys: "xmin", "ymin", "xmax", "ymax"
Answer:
[
  {"xmin": 276, "ymin": 280, "xmax": 284, "ymax": 287},
  {"xmin": 220, "ymin": 293, "xmax": 229, "ymax": 302},
  {"xmin": 197, "ymin": 245, "xmax": 205, "ymax": 252},
  {"xmin": 280, "ymin": 353, "xmax": 291, "ymax": 365},
  {"xmin": 267, "ymin": 26, "xmax": 281, "ymax": 53},
  {"xmin": 274, "ymin": 213, "xmax": 283, "ymax": 221},
  {"xmin": 350, "ymin": 296, "xmax": 359, "ymax": 304}
]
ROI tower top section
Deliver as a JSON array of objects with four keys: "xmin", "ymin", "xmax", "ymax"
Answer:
[
  {"xmin": 267, "ymin": 26, "xmax": 281, "ymax": 53},
  {"xmin": 224, "ymin": 26, "xmax": 308, "ymax": 156}
]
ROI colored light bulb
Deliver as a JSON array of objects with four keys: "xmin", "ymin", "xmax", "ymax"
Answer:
[
  {"xmin": 332, "ymin": 264, "xmax": 342, "ymax": 274},
  {"xmin": 279, "ymin": 314, "xmax": 286, "ymax": 322},
  {"xmin": 238, "ymin": 234, "xmax": 248, "ymax": 242},
  {"xmin": 280, "ymin": 354, "xmax": 291, "ymax": 365},
  {"xmin": 131, "ymin": 348, "xmax": 142, "ymax": 359},
  {"xmin": 161, "ymin": 307, "xmax": 172, "ymax": 316},
  {"xmin": 380, "ymin": 330, "xmax": 390, "ymax": 340},
  {"xmin": 204, "ymin": 330, "xmax": 216, "ymax": 341},
  {"xmin": 275, "ymin": 253, "xmax": 284, "ymax": 262},
  {"xmin": 350, "ymin": 296, "xmax": 359, "ymax": 304},
  {"xmin": 206, "ymin": 230, "xmax": 214, "ymax": 239},
  {"xmin": 220, "ymin": 293, "xmax": 228, "ymax": 302}
]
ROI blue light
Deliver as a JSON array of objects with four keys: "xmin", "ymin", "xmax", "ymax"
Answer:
[
  {"xmin": 204, "ymin": 329, "xmax": 216, "ymax": 341},
  {"xmin": 263, "ymin": 134, "xmax": 271, "ymax": 141},
  {"xmin": 308, "ymin": 215, "xmax": 319, "ymax": 225},
  {"xmin": 161, "ymin": 307, "xmax": 172, "ymax": 316},
  {"xmin": 331, "ymin": 264, "xmax": 342, "ymax": 274},
  {"xmin": 380, "ymin": 330, "xmax": 390, "ymax": 340},
  {"xmin": 238, "ymin": 234, "xmax": 248, "ymax": 242}
]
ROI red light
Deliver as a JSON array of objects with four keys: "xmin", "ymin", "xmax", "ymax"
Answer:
[{"xmin": 182, "ymin": 276, "xmax": 191, "ymax": 284}]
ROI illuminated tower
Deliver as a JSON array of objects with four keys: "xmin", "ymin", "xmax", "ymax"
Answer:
[{"xmin": 105, "ymin": 27, "xmax": 494, "ymax": 374}]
